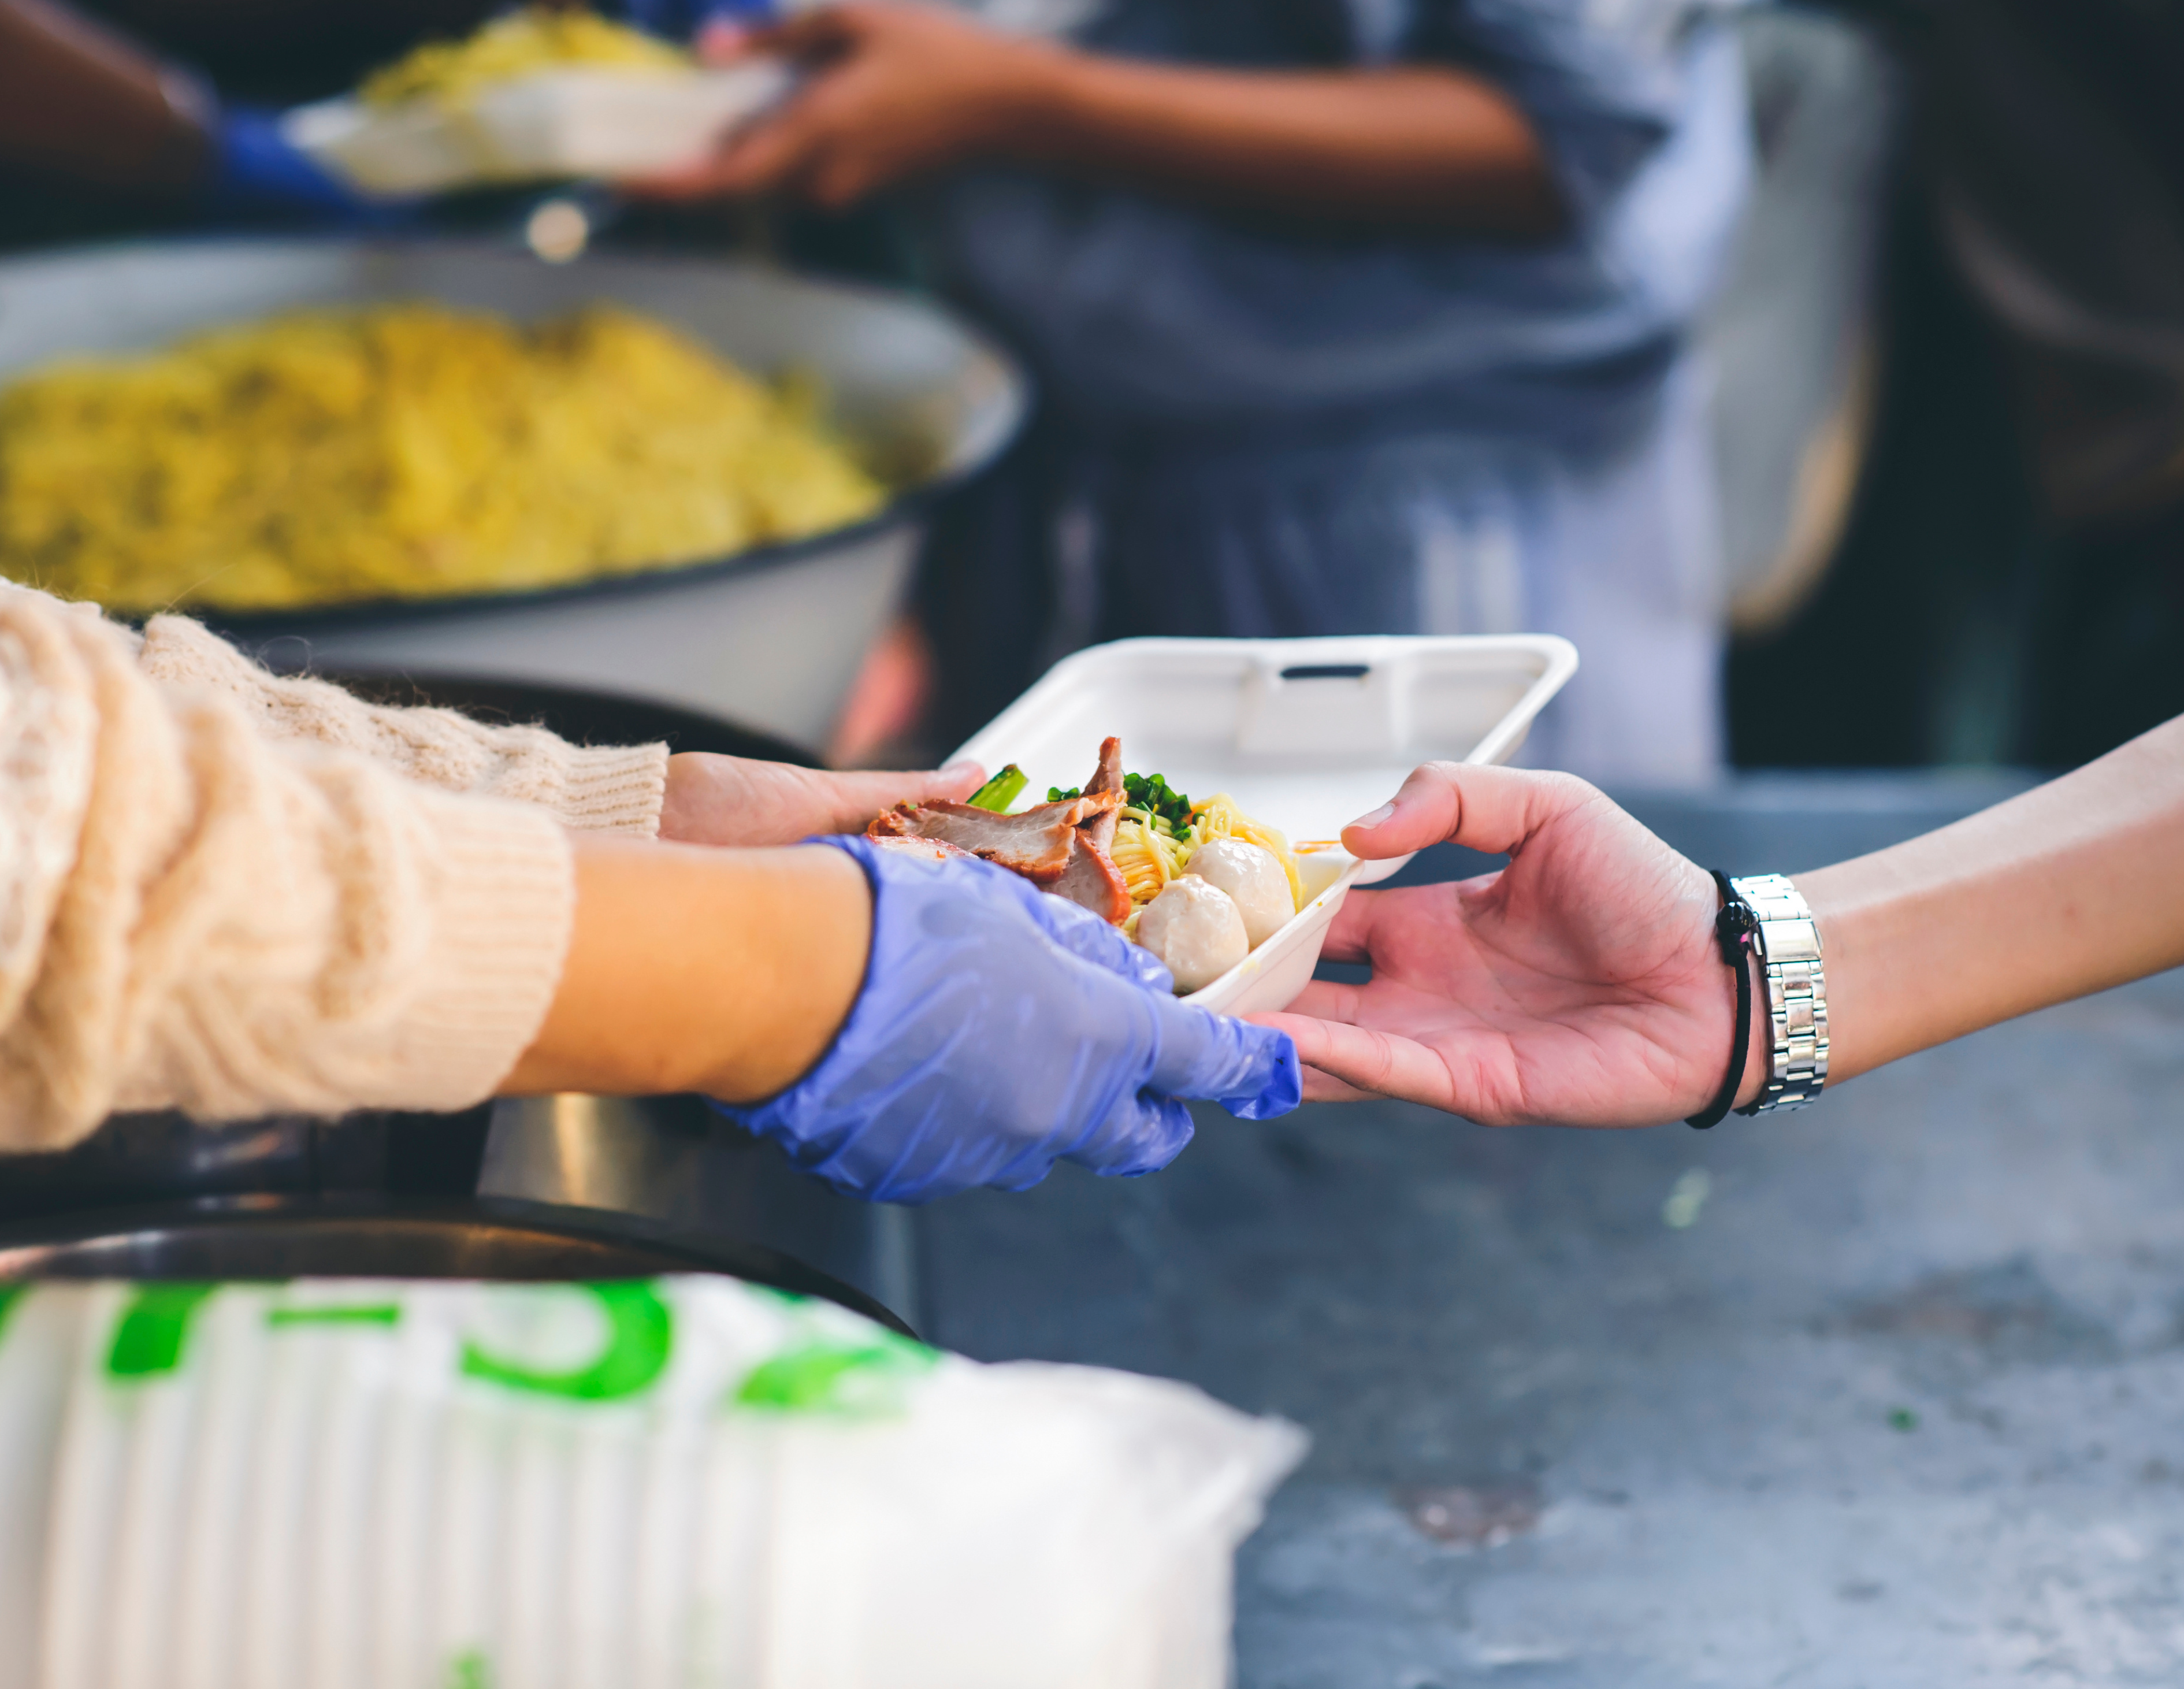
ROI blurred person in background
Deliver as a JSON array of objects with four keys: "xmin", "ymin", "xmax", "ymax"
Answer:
[
  {"xmin": 1729, "ymin": 0, "xmax": 2184, "ymax": 773},
  {"xmin": 0, "ymin": 0, "xmax": 393, "ymax": 246},
  {"xmin": 1911, "ymin": 0, "xmax": 2184, "ymax": 770},
  {"xmin": 647, "ymin": 0, "xmax": 1753, "ymax": 785}
]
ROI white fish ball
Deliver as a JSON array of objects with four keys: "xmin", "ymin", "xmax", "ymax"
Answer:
[
  {"xmin": 1185, "ymin": 837, "xmax": 1294, "ymax": 949},
  {"xmin": 1134, "ymin": 877, "xmax": 1249, "ymax": 994}
]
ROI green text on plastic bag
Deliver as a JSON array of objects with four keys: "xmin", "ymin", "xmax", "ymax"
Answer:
[
  {"xmin": 447, "ymin": 1646, "xmax": 492, "ymax": 1689},
  {"xmin": 0, "ymin": 1285, "xmax": 24, "ymax": 1351},
  {"xmin": 107, "ymin": 1283, "xmax": 221, "ymax": 1379},
  {"xmin": 733, "ymin": 1329, "xmax": 937, "ymax": 1416},
  {"xmin": 460, "ymin": 1282, "xmax": 672, "ymax": 1402},
  {"xmin": 267, "ymin": 1303, "xmax": 402, "ymax": 1330}
]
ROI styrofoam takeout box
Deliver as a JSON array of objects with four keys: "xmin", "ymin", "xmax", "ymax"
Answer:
[
  {"xmin": 952, "ymin": 634, "xmax": 1578, "ymax": 1018},
  {"xmin": 283, "ymin": 62, "xmax": 793, "ymax": 197}
]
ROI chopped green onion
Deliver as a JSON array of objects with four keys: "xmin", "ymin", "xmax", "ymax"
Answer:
[
  {"xmin": 1035, "ymin": 768, "xmax": 1193, "ymax": 829},
  {"xmin": 1119, "ymin": 770, "xmax": 1191, "ymax": 831}
]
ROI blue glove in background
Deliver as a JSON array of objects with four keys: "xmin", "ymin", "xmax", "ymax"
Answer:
[
  {"xmin": 200, "ymin": 108, "xmax": 413, "ymax": 227},
  {"xmin": 715, "ymin": 835, "xmax": 1301, "ymax": 1204}
]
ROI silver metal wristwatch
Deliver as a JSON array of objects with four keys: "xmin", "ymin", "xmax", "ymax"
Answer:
[{"xmin": 1728, "ymin": 874, "xmax": 1828, "ymax": 1113}]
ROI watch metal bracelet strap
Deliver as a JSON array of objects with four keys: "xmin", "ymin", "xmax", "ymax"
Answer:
[{"xmin": 1729, "ymin": 874, "xmax": 1828, "ymax": 1113}]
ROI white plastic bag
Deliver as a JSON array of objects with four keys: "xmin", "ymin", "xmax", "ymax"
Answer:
[{"xmin": 0, "ymin": 1278, "xmax": 1303, "ymax": 1689}]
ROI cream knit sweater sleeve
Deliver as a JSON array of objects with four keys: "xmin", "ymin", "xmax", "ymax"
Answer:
[
  {"xmin": 0, "ymin": 587, "xmax": 576, "ymax": 1152},
  {"xmin": 136, "ymin": 616, "xmax": 668, "ymax": 836}
]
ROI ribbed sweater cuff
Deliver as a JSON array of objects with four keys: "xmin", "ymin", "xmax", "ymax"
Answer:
[
  {"xmin": 379, "ymin": 793, "xmax": 576, "ymax": 1111},
  {"xmin": 558, "ymin": 742, "xmax": 670, "ymax": 837}
]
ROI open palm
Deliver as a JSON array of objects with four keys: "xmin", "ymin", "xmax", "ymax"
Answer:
[{"xmin": 1258, "ymin": 764, "xmax": 1744, "ymax": 1126}]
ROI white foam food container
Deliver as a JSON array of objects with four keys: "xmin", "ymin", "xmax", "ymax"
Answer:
[
  {"xmin": 951, "ymin": 634, "xmax": 1578, "ymax": 1018},
  {"xmin": 283, "ymin": 61, "xmax": 793, "ymax": 197}
]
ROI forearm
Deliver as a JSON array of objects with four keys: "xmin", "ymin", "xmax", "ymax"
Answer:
[
  {"xmin": 0, "ymin": 0, "xmax": 207, "ymax": 191},
  {"xmin": 1001, "ymin": 50, "xmax": 1563, "ymax": 236},
  {"xmin": 1797, "ymin": 717, "xmax": 2184, "ymax": 1087},
  {"xmin": 503, "ymin": 837, "xmax": 871, "ymax": 1103},
  {"xmin": 138, "ymin": 617, "xmax": 668, "ymax": 834}
]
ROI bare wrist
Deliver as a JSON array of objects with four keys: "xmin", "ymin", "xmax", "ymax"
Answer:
[
  {"xmin": 986, "ymin": 35, "xmax": 1094, "ymax": 159},
  {"xmin": 694, "ymin": 844, "xmax": 872, "ymax": 1101}
]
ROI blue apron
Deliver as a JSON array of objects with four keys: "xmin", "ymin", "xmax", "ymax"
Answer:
[{"xmin": 912, "ymin": 0, "xmax": 1751, "ymax": 782}]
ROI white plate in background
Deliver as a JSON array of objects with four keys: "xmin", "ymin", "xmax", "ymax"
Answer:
[{"xmin": 284, "ymin": 62, "xmax": 793, "ymax": 198}]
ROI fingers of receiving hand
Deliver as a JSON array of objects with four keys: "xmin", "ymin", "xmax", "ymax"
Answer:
[
  {"xmin": 1253, "ymin": 1012, "xmax": 1457, "ymax": 1113},
  {"xmin": 1260, "ymin": 979, "xmax": 1363, "ymax": 1027},
  {"xmin": 1340, "ymin": 761, "xmax": 1598, "ymax": 862},
  {"xmin": 1300, "ymin": 1063, "xmax": 1380, "ymax": 1104}
]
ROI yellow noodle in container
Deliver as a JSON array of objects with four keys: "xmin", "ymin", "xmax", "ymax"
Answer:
[
  {"xmin": 0, "ymin": 302, "xmax": 886, "ymax": 615},
  {"xmin": 1106, "ymin": 788, "xmax": 1305, "ymax": 927}
]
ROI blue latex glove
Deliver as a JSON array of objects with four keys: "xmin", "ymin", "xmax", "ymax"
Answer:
[
  {"xmin": 715, "ymin": 835, "xmax": 1301, "ymax": 1204},
  {"xmin": 199, "ymin": 107, "xmax": 413, "ymax": 227}
]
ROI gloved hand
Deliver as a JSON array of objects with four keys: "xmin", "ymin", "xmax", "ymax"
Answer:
[
  {"xmin": 199, "ymin": 107, "xmax": 411, "ymax": 227},
  {"xmin": 716, "ymin": 834, "xmax": 1301, "ymax": 1203}
]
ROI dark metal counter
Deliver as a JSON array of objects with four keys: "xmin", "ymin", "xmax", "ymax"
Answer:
[{"xmin": 916, "ymin": 773, "xmax": 2184, "ymax": 1688}]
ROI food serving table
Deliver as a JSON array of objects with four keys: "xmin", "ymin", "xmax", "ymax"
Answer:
[{"xmin": 916, "ymin": 771, "xmax": 2184, "ymax": 1688}]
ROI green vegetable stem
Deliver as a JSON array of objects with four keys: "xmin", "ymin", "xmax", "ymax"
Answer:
[{"xmin": 967, "ymin": 763, "xmax": 1028, "ymax": 812}]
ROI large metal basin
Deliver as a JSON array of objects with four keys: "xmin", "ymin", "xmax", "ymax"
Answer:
[
  {"xmin": 0, "ymin": 1196, "xmax": 911, "ymax": 1334},
  {"xmin": 0, "ymin": 239, "xmax": 1027, "ymax": 746}
]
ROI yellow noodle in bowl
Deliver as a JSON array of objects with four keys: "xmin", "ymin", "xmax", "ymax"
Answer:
[
  {"xmin": 0, "ymin": 302, "xmax": 886, "ymax": 615},
  {"xmin": 359, "ymin": 7, "xmax": 690, "ymax": 109}
]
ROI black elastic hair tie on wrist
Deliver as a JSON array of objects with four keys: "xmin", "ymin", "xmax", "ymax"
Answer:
[{"xmin": 1686, "ymin": 871, "xmax": 1760, "ymax": 1130}]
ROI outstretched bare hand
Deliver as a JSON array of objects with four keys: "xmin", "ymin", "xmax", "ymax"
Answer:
[{"xmin": 1256, "ymin": 763, "xmax": 1754, "ymax": 1126}]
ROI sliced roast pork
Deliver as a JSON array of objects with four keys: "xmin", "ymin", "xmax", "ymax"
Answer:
[
  {"xmin": 1078, "ymin": 736, "xmax": 1124, "ymax": 853},
  {"xmin": 865, "ymin": 738, "xmax": 1135, "ymax": 925},
  {"xmin": 868, "ymin": 792, "xmax": 1119, "ymax": 884},
  {"xmin": 1053, "ymin": 834, "xmax": 1132, "ymax": 924}
]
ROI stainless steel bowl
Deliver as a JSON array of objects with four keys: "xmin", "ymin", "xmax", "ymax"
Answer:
[
  {"xmin": 0, "ymin": 238, "xmax": 1028, "ymax": 747},
  {"xmin": 0, "ymin": 1195, "xmax": 913, "ymax": 1336}
]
